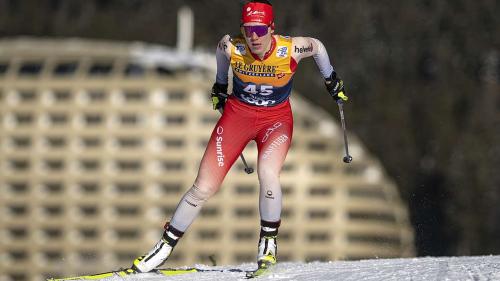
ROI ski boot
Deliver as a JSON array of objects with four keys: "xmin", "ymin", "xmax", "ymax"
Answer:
[
  {"xmin": 246, "ymin": 220, "xmax": 280, "ymax": 278},
  {"xmin": 131, "ymin": 223, "xmax": 183, "ymax": 273},
  {"xmin": 257, "ymin": 234, "xmax": 278, "ymax": 268}
]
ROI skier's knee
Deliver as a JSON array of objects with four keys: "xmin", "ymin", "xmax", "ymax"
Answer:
[
  {"xmin": 258, "ymin": 168, "xmax": 280, "ymax": 183},
  {"xmin": 186, "ymin": 184, "xmax": 215, "ymax": 203}
]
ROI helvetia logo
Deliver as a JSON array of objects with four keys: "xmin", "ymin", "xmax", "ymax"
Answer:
[{"xmin": 216, "ymin": 126, "xmax": 224, "ymax": 167}]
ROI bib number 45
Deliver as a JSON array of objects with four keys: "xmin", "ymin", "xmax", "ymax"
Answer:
[{"xmin": 243, "ymin": 84, "xmax": 273, "ymax": 96}]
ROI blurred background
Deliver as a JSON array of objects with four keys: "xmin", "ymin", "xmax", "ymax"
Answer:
[{"xmin": 0, "ymin": 0, "xmax": 498, "ymax": 280}]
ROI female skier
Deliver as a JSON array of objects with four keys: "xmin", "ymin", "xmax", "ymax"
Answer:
[{"xmin": 132, "ymin": 0, "xmax": 348, "ymax": 274}]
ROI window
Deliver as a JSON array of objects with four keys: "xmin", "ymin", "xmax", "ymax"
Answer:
[
  {"xmin": 234, "ymin": 207, "xmax": 255, "ymax": 218},
  {"xmin": 119, "ymin": 114, "xmax": 141, "ymax": 126},
  {"xmin": 8, "ymin": 205, "xmax": 28, "ymax": 216},
  {"xmin": 161, "ymin": 160, "xmax": 183, "ymax": 171},
  {"xmin": 86, "ymin": 90, "xmax": 107, "ymax": 102},
  {"xmin": 200, "ymin": 115, "xmax": 218, "ymax": 125},
  {"xmin": 308, "ymin": 209, "xmax": 331, "ymax": 219},
  {"xmin": 345, "ymin": 164, "xmax": 367, "ymax": 176},
  {"xmin": 19, "ymin": 61, "xmax": 43, "ymax": 76},
  {"xmin": 280, "ymin": 231, "xmax": 293, "ymax": 241},
  {"xmin": 83, "ymin": 113, "xmax": 104, "ymax": 126},
  {"xmin": 0, "ymin": 62, "xmax": 9, "ymax": 75},
  {"xmin": 79, "ymin": 205, "xmax": 99, "ymax": 217},
  {"xmin": 115, "ymin": 160, "xmax": 142, "ymax": 171},
  {"xmin": 348, "ymin": 211, "xmax": 396, "ymax": 223},
  {"xmin": 14, "ymin": 112, "xmax": 34, "ymax": 126},
  {"xmin": 9, "ymin": 158, "xmax": 30, "ymax": 171},
  {"xmin": 197, "ymin": 229, "xmax": 219, "ymax": 240},
  {"xmin": 116, "ymin": 137, "xmax": 142, "ymax": 148},
  {"xmin": 79, "ymin": 228, "xmax": 98, "ymax": 239},
  {"xmin": 282, "ymin": 185, "xmax": 294, "ymax": 195},
  {"xmin": 114, "ymin": 182, "xmax": 141, "ymax": 194},
  {"xmin": 43, "ymin": 182, "xmax": 64, "ymax": 194},
  {"xmin": 78, "ymin": 182, "xmax": 100, "ymax": 194},
  {"xmin": 307, "ymin": 232, "xmax": 330, "ymax": 242},
  {"xmin": 43, "ymin": 159, "xmax": 65, "ymax": 171},
  {"xmin": 115, "ymin": 228, "xmax": 141, "ymax": 238},
  {"xmin": 11, "ymin": 136, "xmax": 32, "ymax": 149},
  {"xmin": 17, "ymin": 90, "xmax": 37, "ymax": 102},
  {"xmin": 88, "ymin": 62, "xmax": 113, "ymax": 76},
  {"xmin": 200, "ymin": 207, "xmax": 219, "ymax": 217},
  {"xmin": 80, "ymin": 137, "xmax": 102, "ymax": 148},
  {"xmin": 114, "ymin": 251, "xmax": 138, "ymax": 262},
  {"xmin": 52, "ymin": 90, "xmax": 72, "ymax": 102},
  {"xmin": 114, "ymin": 206, "xmax": 140, "ymax": 217},
  {"xmin": 311, "ymin": 163, "xmax": 333, "ymax": 173},
  {"xmin": 162, "ymin": 138, "xmax": 184, "ymax": 149},
  {"xmin": 43, "ymin": 250, "xmax": 63, "ymax": 262},
  {"xmin": 48, "ymin": 113, "xmax": 69, "ymax": 126},
  {"xmin": 45, "ymin": 136, "xmax": 67, "ymax": 149},
  {"xmin": 122, "ymin": 90, "xmax": 146, "ymax": 102},
  {"xmin": 282, "ymin": 163, "xmax": 294, "ymax": 172},
  {"xmin": 79, "ymin": 251, "xmax": 100, "ymax": 262},
  {"xmin": 235, "ymin": 184, "xmax": 255, "ymax": 195},
  {"xmin": 348, "ymin": 186, "xmax": 386, "ymax": 200},
  {"xmin": 160, "ymin": 206, "xmax": 176, "ymax": 216},
  {"xmin": 233, "ymin": 230, "xmax": 254, "ymax": 241},
  {"xmin": 347, "ymin": 234, "xmax": 401, "ymax": 246},
  {"xmin": 8, "ymin": 182, "xmax": 29, "ymax": 194},
  {"xmin": 281, "ymin": 208, "xmax": 293, "ymax": 218},
  {"xmin": 308, "ymin": 141, "xmax": 328, "ymax": 152},
  {"xmin": 164, "ymin": 115, "xmax": 185, "ymax": 126},
  {"xmin": 42, "ymin": 205, "xmax": 64, "ymax": 217},
  {"xmin": 53, "ymin": 61, "xmax": 78, "ymax": 76},
  {"xmin": 9, "ymin": 227, "xmax": 28, "ymax": 239},
  {"xmin": 42, "ymin": 228, "xmax": 63, "ymax": 239},
  {"xmin": 8, "ymin": 250, "xmax": 28, "ymax": 262},
  {"xmin": 156, "ymin": 66, "xmax": 174, "ymax": 76},
  {"xmin": 168, "ymin": 91, "xmax": 186, "ymax": 102},
  {"xmin": 309, "ymin": 185, "xmax": 333, "ymax": 196},
  {"xmin": 124, "ymin": 63, "xmax": 145, "ymax": 77},
  {"xmin": 79, "ymin": 159, "xmax": 100, "ymax": 171},
  {"xmin": 158, "ymin": 182, "xmax": 182, "ymax": 194},
  {"xmin": 301, "ymin": 118, "xmax": 316, "ymax": 129}
]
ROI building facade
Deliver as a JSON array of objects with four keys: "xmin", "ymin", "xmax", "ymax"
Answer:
[{"xmin": 0, "ymin": 38, "xmax": 414, "ymax": 281}]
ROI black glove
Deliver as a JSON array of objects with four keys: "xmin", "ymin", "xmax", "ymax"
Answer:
[
  {"xmin": 325, "ymin": 72, "xmax": 348, "ymax": 102},
  {"xmin": 211, "ymin": 83, "xmax": 229, "ymax": 110}
]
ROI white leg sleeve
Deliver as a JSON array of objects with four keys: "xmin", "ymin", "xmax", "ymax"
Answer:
[
  {"xmin": 169, "ymin": 185, "xmax": 213, "ymax": 232},
  {"xmin": 258, "ymin": 168, "xmax": 282, "ymax": 222}
]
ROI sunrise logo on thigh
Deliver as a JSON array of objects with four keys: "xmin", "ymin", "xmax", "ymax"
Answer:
[{"xmin": 215, "ymin": 126, "xmax": 225, "ymax": 167}]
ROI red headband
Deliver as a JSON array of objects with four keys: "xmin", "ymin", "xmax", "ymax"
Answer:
[{"xmin": 241, "ymin": 2, "xmax": 274, "ymax": 26}]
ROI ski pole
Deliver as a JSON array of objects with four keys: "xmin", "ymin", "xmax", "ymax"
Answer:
[
  {"xmin": 217, "ymin": 108, "xmax": 254, "ymax": 174},
  {"xmin": 337, "ymin": 100, "xmax": 353, "ymax": 163}
]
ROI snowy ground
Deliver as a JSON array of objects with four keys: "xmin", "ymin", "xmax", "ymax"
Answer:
[{"xmin": 92, "ymin": 255, "xmax": 500, "ymax": 281}]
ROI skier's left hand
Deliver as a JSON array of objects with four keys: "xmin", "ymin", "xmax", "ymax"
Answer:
[
  {"xmin": 211, "ymin": 83, "xmax": 229, "ymax": 110},
  {"xmin": 325, "ymin": 72, "xmax": 348, "ymax": 102}
]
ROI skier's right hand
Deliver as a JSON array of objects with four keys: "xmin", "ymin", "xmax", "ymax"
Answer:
[{"xmin": 211, "ymin": 83, "xmax": 229, "ymax": 110}]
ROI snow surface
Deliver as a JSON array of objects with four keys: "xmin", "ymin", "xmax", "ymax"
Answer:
[{"xmin": 89, "ymin": 255, "xmax": 500, "ymax": 281}]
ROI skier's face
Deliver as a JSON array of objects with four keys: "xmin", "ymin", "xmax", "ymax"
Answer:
[{"xmin": 241, "ymin": 22, "xmax": 273, "ymax": 56}]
